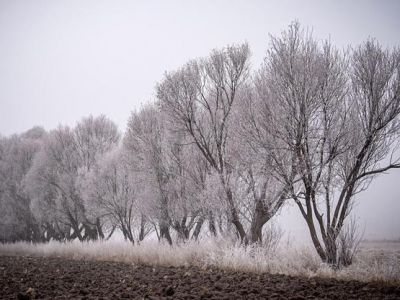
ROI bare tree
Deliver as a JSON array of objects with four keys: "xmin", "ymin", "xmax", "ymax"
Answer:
[
  {"xmin": 25, "ymin": 116, "xmax": 120, "ymax": 241},
  {"xmin": 73, "ymin": 115, "xmax": 120, "ymax": 239},
  {"xmin": 82, "ymin": 147, "xmax": 150, "ymax": 244},
  {"xmin": 231, "ymin": 94, "xmax": 291, "ymax": 243},
  {"xmin": 124, "ymin": 106, "xmax": 174, "ymax": 244},
  {"xmin": 26, "ymin": 126, "xmax": 86, "ymax": 241},
  {"xmin": 157, "ymin": 43, "xmax": 252, "ymax": 242},
  {"xmin": 0, "ymin": 127, "xmax": 46, "ymax": 242},
  {"xmin": 165, "ymin": 134, "xmax": 204, "ymax": 241},
  {"xmin": 254, "ymin": 22, "xmax": 400, "ymax": 267}
]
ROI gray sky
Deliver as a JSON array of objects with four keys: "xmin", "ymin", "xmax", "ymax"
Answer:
[{"xmin": 0, "ymin": 0, "xmax": 399, "ymax": 240}]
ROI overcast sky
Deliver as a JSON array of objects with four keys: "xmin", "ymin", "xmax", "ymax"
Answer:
[{"xmin": 0, "ymin": 0, "xmax": 399, "ymax": 241}]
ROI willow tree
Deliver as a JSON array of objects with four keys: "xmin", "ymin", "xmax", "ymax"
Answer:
[
  {"xmin": 0, "ymin": 127, "xmax": 46, "ymax": 242},
  {"xmin": 157, "ymin": 44, "xmax": 254, "ymax": 242},
  {"xmin": 252, "ymin": 22, "xmax": 400, "ymax": 267},
  {"xmin": 25, "ymin": 115, "xmax": 120, "ymax": 241}
]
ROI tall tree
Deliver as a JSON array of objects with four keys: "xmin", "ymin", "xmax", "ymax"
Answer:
[
  {"xmin": 124, "ymin": 106, "xmax": 174, "ymax": 244},
  {"xmin": 253, "ymin": 22, "xmax": 400, "ymax": 266},
  {"xmin": 0, "ymin": 127, "xmax": 46, "ymax": 242},
  {"xmin": 157, "ymin": 43, "xmax": 252, "ymax": 242},
  {"xmin": 82, "ymin": 147, "xmax": 150, "ymax": 243},
  {"xmin": 25, "ymin": 116, "xmax": 119, "ymax": 241}
]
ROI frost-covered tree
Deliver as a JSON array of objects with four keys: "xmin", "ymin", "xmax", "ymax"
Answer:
[
  {"xmin": 0, "ymin": 127, "xmax": 46, "ymax": 242},
  {"xmin": 82, "ymin": 147, "xmax": 150, "ymax": 243},
  {"xmin": 124, "ymin": 106, "xmax": 175, "ymax": 244},
  {"xmin": 164, "ymin": 128, "xmax": 215, "ymax": 241},
  {"xmin": 157, "ymin": 43, "xmax": 253, "ymax": 242},
  {"xmin": 124, "ymin": 105, "xmax": 210, "ymax": 244},
  {"xmin": 73, "ymin": 115, "xmax": 121, "ymax": 238},
  {"xmin": 25, "ymin": 116, "xmax": 119, "ymax": 241},
  {"xmin": 253, "ymin": 22, "xmax": 400, "ymax": 267},
  {"xmin": 25, "ymin": 126, "xmax": 85, "ymax": 240},
  {"xmin": 230, "ymin": 108, "xmax": 290, "ymax": 243},
  {"xmin": 158, "ymin": 43, "xmax": 289, "ymax": 244}
]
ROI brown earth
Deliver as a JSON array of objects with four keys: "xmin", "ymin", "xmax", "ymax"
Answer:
[{"xmin": 0, "ymin": 255, "xmax": 399, "ymax": 299}]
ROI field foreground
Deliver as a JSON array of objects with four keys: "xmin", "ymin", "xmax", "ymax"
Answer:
[{"xmin": 1, "ymin": 255, "xmax": 400, "ymax": 300}]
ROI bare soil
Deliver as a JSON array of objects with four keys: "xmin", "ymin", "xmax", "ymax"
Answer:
[{"xmin": 0, "ymin": 255, "xmax": 399, "ymax": 299}]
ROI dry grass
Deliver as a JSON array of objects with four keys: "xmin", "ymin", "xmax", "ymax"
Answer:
[{"xmin": 0, "ymin": 238, "xmax": 399, "ymax": 283}]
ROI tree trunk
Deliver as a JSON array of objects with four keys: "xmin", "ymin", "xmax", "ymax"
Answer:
[
  {"xmin": 160, "ymin": 222, "xmax": 172, "ymax": 245},
  {"xmin": 305, "ymin": 216, "xmax": 327, "ymax": 262},
  {"xmin": 67, "ymin": 212, "xmax": 84, "ymax": 241},
  {"xmin": 225, "ymin": 187, "xmax": 247, "ymax": 243},
  {"xmin": 325, "ymin": 238, "xmax": 338, "ymax": 266},
  {"xmin": 96, "ymin": 218, "xmax": 104, "ymax": 240},
  {"xmin": 138, "ymin": 214, "xmax": 146, "ymax": 242},
  {"xmin": 208, "ymin": 211, "xmax": 217, "ymax": 236},
  {"xmin": 250, "ymin": 222, "xmax": 263, "ymax": 244},
  {"xmin": 192, "ymin": 215, "xmax": 205, "ymax": 240},
  {"xmin": 159, "ymin": 196, "xmax": 172, "ymax": 245},
  {"xmin": 249, "ymin": 200, "xmax": 270, "ymax": 244}
]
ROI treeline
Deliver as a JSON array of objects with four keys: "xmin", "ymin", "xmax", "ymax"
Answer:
[{"xmin": 1, "ymin": 23, "xmax": 399, "ymax": 268}]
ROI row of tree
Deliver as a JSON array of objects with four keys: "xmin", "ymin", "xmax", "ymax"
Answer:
[{"xmin": 1, "ymin": 23, "xmax": 399, "ymax": 268}]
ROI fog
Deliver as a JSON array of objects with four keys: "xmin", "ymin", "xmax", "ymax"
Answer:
[{"xmin": 0, "ymin": 0, "xmax": 399, "ymax": 241}]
